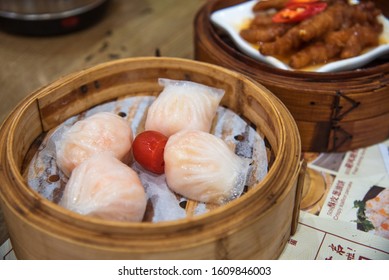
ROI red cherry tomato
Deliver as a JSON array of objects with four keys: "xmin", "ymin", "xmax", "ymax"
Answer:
[
  {"xmin": 272, "ymin": 2, "xmax": 327, "ymax": 23},
  {"xmin": 132, "ymin": 130, "xmax": 168, "ymax": 174}
]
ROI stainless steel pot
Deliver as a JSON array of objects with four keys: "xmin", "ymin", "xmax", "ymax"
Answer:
[{"xmin": 0, "ymin": 0, "xmax": 109, "ymax": 35}]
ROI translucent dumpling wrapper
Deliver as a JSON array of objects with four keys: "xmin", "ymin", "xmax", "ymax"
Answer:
[
  {"xmin": 55, "ymin": 112, "xmax": 133, "ymax": 176},
  {"xmin": 145, "ymin": 78, "xmax": 225, "ymax": 137},
  {"xmin": 59, "ymin": 153, "xmax": 147, "ymax": 222},
  {"xmin": 164, "ymin": 130, "xmax": 252, "ymax": 204}
]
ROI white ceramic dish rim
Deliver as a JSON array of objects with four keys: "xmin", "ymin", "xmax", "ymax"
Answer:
[{"xmin": 210, "ymin": 0, "xmax": 389, "ymax": 72}]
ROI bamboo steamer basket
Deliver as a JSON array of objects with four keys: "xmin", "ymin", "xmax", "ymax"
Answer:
[
  {"xmin": 194, "ymin": 0, "xmax": 389, "ymax": 152},
  {"xmin": 0, "ymin": 207, "xmax": 6, "ymax": 245},
  {"xmin": 0, "ymin": 57, "xmax": 303, "ymax": 259}
]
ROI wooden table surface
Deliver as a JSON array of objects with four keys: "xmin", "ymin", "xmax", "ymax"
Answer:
[
  {"xmin": 0, "ymin": 0, "xmax": 207, "ymax": 246},
  {"xmin": 0, "ymin": 0, "xmax": 207, "ymax": 122}
]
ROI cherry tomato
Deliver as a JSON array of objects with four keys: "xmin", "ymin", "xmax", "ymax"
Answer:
[
  {"xmin": 272, "ymin": 2, "xmax": 327, "ymax": 23},
  {"xmin": 132, "ymin": 130, "xmax": 168, "ymax": 174}
]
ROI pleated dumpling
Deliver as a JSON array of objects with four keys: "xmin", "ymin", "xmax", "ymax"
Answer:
[
  {"xmin": 145, "ymin": 78, "xmax": 225, "ymax": 137},
  {"xmin": 59, "ymin": 153, "xmax": 147, "ymax": 222},
  {"xmin": 164, "ymin": 130, "xmax": 251, "ymax": 204},
  {"xmin": 56, "ymin": 112, "xmax": 133, "ymax": 176}
]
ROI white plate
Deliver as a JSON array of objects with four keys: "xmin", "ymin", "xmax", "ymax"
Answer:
[{"xmin": 210, "ymin": 0, "xmax": 389, "ymax": 72}]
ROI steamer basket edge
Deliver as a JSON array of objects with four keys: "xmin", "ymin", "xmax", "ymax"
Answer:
[{"xmin": 0, "ymin": 57, "xmax": 302, "ymax": 259}]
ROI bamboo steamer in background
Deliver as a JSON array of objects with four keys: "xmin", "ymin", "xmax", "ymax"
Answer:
[
  {"xmin": 0, "ymin": 207, "xmax": 7, "ymax": 245},
  {"xmin": 0, "ymin": 57, "xmax": 303, "ymax": 259},
  {"xmin": 194, "ymin": 0, "xmax": 389, "ymax": 152}
]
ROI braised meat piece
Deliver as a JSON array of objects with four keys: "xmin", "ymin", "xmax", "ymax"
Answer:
[
  {"xmin": 289, "ymin": 42, "xmax": 341, "ymax": 69},
  {"xmin": 240, "ymin": 23, "xmax": 294, "ymax": 43},
  {"xmin": 252, "ymin": 0, "xmax": 289, "ymax": 12},
  {"xmin": 340, "ymin": 24, "xmax": 383, "ymax": 59},
  {"xmin": 259, "ymin": 1, "xmax": 349, "ymax": 56},
  {"xmin": 289, "ymin": 22, "xmax": 383, "ymax": 69},
  {"xmin": 249, "ymin": 13, "xmax": 274, "ymax": 27},
  {"xmin": 242, "ymin": 0, "xmax": 384, "ymax": 69},
  {"xmin": 297, "ymin": 1, "xmax": 349, "ymax": 42}
]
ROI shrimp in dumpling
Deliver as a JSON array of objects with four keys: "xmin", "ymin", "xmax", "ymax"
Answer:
[
  {"xmin": 56, "ymin": 112, "xmax": 133, "ymax": 176},
  {"xmin": 60, "ymin": 153, "xmax": 147, "ymax": 222},
  {"xmin": 164, "ymin": 130, "xmax": 251, "ymax": 204},
  {"xmin": 145, "ymin": 78, "xmax": 225, "ymax": 137}
]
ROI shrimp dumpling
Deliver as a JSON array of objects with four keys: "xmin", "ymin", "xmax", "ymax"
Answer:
[
  {"xmin": 60, "ymin": 153, "xmax": 147, "ymax": 222},
  {"xmin": 56, "ymin": 112, "xmax": 133, "ymax": 176},
  {"xmin": 145, "ymin": 78, "xmax": 225, "ymax": 137},
  {"xmin": 164, "ymin": 130, "xmax": 251, "ymax": 204}
]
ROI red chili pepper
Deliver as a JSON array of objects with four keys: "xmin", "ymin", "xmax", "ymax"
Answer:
[{"xmin": 272, "ymin": 2, "xmax": 327, "ymax": 23}]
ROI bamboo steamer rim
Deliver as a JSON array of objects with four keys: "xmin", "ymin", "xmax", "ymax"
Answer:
[{"xmin": 0, "ymin": 57, "xmax": 301, "ymax": 250}]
